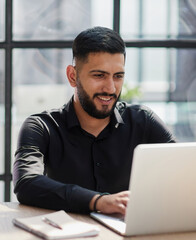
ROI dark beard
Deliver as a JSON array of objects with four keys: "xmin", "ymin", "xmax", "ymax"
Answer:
[{"xmin": 77, "ymin": 79, "xmax": 120, "ymax": 119}]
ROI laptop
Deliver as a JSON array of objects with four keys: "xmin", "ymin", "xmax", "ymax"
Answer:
[{"xmin": 90, "ymin": 142, "xmax": 196, "ymax": 236}]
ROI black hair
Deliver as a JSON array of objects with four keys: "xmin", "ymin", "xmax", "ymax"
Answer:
[{"xmin": 72, "ymin": 26, "xmax": 126, "ymax": 62}]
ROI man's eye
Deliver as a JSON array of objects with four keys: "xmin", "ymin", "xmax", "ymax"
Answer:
[
  {"xmin": 115, "ymin": 74, "xmax": 124, "ymax": 79},
  {"xmin": 94, "ymin": 74, "xmax": 104, "ymax": 78}
]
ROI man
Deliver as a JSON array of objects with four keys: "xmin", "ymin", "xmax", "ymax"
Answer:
[{"xmin": 13, "ymin": 27, "xmax": 176, "ymax": 214}]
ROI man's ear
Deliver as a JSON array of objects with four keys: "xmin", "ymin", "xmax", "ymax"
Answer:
[{"xmin": 66, "ymin": 65, "xmax": 77, "ymax": 87}]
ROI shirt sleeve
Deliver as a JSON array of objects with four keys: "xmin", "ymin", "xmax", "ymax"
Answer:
[
  {"xmin": 144, "ymin": 107, "xmax": 176, "ymax": 143},
  {"xmin": 13, "ymin": 116, "xmax": 98, "ymax": 213}
]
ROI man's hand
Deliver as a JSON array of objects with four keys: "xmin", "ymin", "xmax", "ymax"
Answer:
[{"xmin": 89, "ymin": 191, "xmax": 130, "ymax": 215}]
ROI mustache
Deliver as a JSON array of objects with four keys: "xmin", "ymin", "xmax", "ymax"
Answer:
[{"xmin": 93, "ymin": 92, "xmax": 117, "ymax": 99}]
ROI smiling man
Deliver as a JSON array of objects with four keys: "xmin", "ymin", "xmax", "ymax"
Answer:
[
  {"xmin": 67, "ymin": 52, "xmax": 124, "ymax": 137},
  {"xmin": 13, "ymin": 27, "xmax": 176, "ymax": 214}
]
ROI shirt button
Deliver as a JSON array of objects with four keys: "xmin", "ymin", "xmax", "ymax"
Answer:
[{"xmin": 96, "ymin": 162, "xmax": 101, "ymax": 167}]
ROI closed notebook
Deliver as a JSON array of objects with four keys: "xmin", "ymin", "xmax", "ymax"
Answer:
[{"xmin": 13, "ymin": 210, "xmax": 99, "ymax": 240}]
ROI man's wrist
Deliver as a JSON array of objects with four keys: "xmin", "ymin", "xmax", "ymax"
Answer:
[
  {"xmin": 89, "ymin": 193, "xmax": 110, "ymax": 212},
  {"xmin": 89, "ymin": 194, "xmax": 100, "ymax": 211},
  {"xmin": 93, "ymin": 193, "xmax": 110, "ymax": 212}
]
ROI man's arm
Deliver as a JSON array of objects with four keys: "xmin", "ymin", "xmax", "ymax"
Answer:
[{"xmin": 13, "ymin": 116, "xmax": 98, "ymax": 213}]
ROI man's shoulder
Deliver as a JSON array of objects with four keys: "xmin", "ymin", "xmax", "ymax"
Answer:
[
  {"xmin": 29, "ymin": 104, "xmax": 66, "ymax": 119},
  {"xmin": 115, "ymin": 101, "xmax": 157, "ymax": 128},
  {"xmin": 116, "ymin": 101, "xmax": 153, "ymax": 116},
  {"xmin": 21, "ymin": 104, "xmax": 68, "ymax": 130}
]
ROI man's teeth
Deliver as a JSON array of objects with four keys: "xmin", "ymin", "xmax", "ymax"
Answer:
[{"xmin": 98, "ymin": 96, "xmax": 111, "ymax": 101}]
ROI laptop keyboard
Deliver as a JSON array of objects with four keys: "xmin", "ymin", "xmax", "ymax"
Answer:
[{"xmin": 109, "ymin": 213, "xmax": 125, "ymax": 222}]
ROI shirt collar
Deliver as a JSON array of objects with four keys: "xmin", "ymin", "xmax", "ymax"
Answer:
[
  {"xmin": 64, "ymin": 97, "xmax": 125, "ymax": 129},
  {"xmin": 114, "ymin": 106, "xmax": 124, "ymax": 126}
]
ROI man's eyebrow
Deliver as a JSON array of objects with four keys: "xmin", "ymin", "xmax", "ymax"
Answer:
[
  {"xmin": 89, "ymin": 70, "xmax": 109, "ymax": 74},
  {"xmin": 114, "ymin": 71, "xmax": 125, "ymax": 75}
]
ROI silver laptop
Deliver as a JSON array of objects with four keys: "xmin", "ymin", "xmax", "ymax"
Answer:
[{"xmin": 90, "ymin": 142, "xmax": 196, "ymax": 236}]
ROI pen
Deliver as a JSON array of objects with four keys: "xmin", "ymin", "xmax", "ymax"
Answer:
[{"xmin": 42, "ymin": 217, "xmax": 62, "ymax": 230}]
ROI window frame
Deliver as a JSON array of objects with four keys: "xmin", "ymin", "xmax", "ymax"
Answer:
[{"xmin": 1, "ymin": 0, "xmax": 196, "ymax": 201}]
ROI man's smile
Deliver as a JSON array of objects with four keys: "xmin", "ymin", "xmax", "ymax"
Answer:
[
  {"xmin": 95, "ymin": 94, "xmax": 116, "ymax": 106},
  {"xmin": 97, "ymin": 96, "xmax": 113, "ymax": 102}
]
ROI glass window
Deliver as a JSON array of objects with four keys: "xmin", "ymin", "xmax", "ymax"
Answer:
[
  {"xmin": 120, "ymin": 0, "xmax": 139, "ymax": 38},
  {"xmin": 170, "ymin": 49, "xmax": 196, "ymax": 102},
  {"xmin": 124, "ymin": 48, "xmax": 196, "ymax": 102},
  {"xmin": 120, "ymin": 0, "xmax": 196, "ymax": 39},
  {"xmin": 124, "ymin": 48, "xmax": 196, "ymax": 142},
  {"xmin": 91, "ymin": 0, "xmax": 113, "ymax": 28},
  {"xmin": 178, "ymin": 0, "xmax": 196, "ymax": 37},
  {"xmin": 0, "ymin": 181, "xmax": 4, "ymax": 201},
  {"xmin": 124, "ymin": 48, "xmax": 169, "ymax": 102},
  {"xmin": 141, "ymin": 48, "xmax": 168, "ymax": 101},
  {"xmin": 124, "ymin": 48, "xmax": 139, "ymax": 86},
  {"xmin": 13, "ymin": 0, "xmax": 113, "ymax": 41},
  {"xmin": 142, "ymin": 0, "xmax": 168, "ymax": 37},
  {"xmin": 12, "ymin": 48, "xmax": 73, "ymax": 163},
  {"xmin": 11, "ymin": 181, "xmax": 18, "ymax": 202},
  {"xmin": 0, "ymin": 0, "xmax": 5, "ymax": 41},
  {"xmin": 0, "ymin": 50, "xmax": 5, "ymax": 175}
]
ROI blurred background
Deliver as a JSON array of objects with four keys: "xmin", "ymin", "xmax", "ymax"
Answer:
[{"xmin": 0, "ymin": 0, "xmax": 196, "ymax": 201}]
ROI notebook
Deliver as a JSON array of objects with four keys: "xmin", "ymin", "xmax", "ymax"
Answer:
[
  {"xmin": 91, "ymin": 142, "xmax": 196, "ymax": 236},
  {"xmin": 13, "ymin": 210, "xmax": 99, "ymax": 239}
]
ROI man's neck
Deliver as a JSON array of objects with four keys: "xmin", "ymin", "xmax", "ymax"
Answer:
[{"xmin": 73, "ymin": 98, "xmax": 110, "ymax": 137}]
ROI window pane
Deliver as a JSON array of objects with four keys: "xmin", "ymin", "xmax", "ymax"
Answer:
[
  {"xmin": 12, "ymin": 48, "xmax": 73, "ymax": 165},
  {"xmin": 120, "ymin": 0, "xmax": 196, "ymax": 39},
  {"xmin": 0, "ymin": 181, "xmax": 4, "ymax": 201},
  {"xmin": 0, "ymin": 0, "xmax": 5, "ymax": 41},
  {"xmin": 141, "ymin": 48, "xmax": 168, "ymax": 101},
  {"xmin": 170, "ymin": 49, "xmax": 196, "ymax": 102},
  {"xmin": 124, "ymin": 48, "xmax": 196, "ymax": 142},
  {"xmin": 124, "ymin": 48, "xmax": 196, "ymax": 102},
  {"xmin": 124, "ymin": 48, "xmax": 139, "ymax": 86},
  {"xmin": 142, "ymin": 0, "xmax": 168, "ymax": 37},
  {"xmin": 0, "ymin": 50, "xmax": 5, "ymax": 175},
  {"xmin": 91, "ymin": 0, "xmax": 113, "ymax": 28},
  {"xmin": 13, "ymin": 0, "xmax": 113, "ymax": 41},
  {"xmin": 179, "ymin": 0, "xmax": 196, "ymax": 37},
  {"xmin": 11, "ymin": 181, "xmax": 18, "ymax": 202},
  {"xmin": 124, "ymin": 48, "xmax": 169, "ymax": 102}
]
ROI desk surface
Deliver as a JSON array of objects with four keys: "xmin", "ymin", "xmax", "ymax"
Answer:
[{"xmin": 1, "ymin": 202, "xmax": 196, "ymax": 240}]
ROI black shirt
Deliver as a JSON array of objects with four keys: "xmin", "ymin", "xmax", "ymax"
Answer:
[{"xmin": 13, "ymin": 97, "xmax": 176, "ymax": 213}]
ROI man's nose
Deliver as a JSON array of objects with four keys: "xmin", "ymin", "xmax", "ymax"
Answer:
[{"xmin": 102, "ymin": 77, "xmax": 116, "ymax": 93}]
